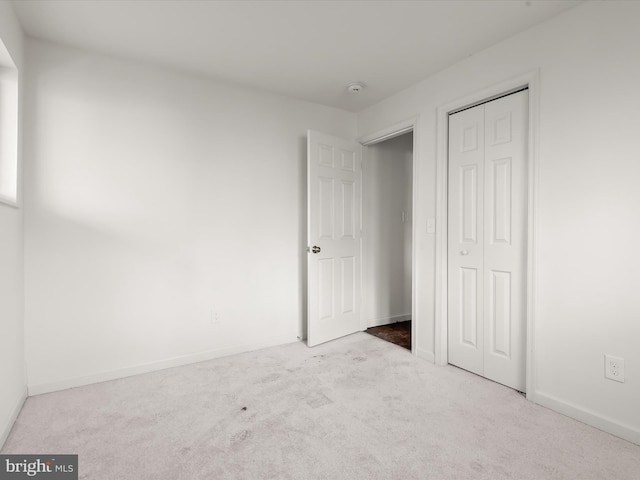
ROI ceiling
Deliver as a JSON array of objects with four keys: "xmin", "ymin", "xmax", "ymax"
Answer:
[{"xmin": 11, "ymin": 0, "xmax": 582, "ymax": 112}]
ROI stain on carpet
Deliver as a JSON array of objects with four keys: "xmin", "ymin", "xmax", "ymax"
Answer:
[
  {"xmin": 306, "ymin": 392, "xmax": 333, "ymax": 409},
  {"xmin": 230, "ymin": 429, "xmax": 251, "ymax": 445}
]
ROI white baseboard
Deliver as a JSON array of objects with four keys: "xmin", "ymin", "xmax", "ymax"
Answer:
[
  {"xmin": 1, "ymin": 387, "xmax": 27, "ymax": 449},
  {"xmin": 535, "ymin": 390, "xmax": 640, "ymax": 446},
  {"xmin": 416, "ymin": 348, "xmax": 435, "ymax": 363},
  {"xmin": 28, "ymin": 335, "xmax": 299, "ymax": 396},
  {"xmin": 365, "ymin": 313, "xmax": 411, "ymax": 329}
]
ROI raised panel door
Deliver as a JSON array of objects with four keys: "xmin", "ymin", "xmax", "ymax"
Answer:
[
  {"xmin": 448, "ymin": 90, "xmax": 528, "ymax": 392},
  {"xmin": 308, "ymin": 130, "xmax": 362, "ymax": 347},
  {"xmin": 448, "ymin": 104, "xmax": 485, "ymax": 376},
  {"xmin": 483, "ymin": 91, "xmax": 528, "ymax": 391}
]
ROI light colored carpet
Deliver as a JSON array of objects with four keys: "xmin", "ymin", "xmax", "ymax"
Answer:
[{"xmin": 3, "ymin": 333, "xmax": 639, "ymax": 479}]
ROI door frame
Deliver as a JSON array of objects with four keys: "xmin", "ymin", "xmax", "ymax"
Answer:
[
  {"xmin": 434, "ymin": 71, "xmax": 540, "ymax": 398},
  {"xmin": 360, "ymin": 117, "xmax": 418, "ymax": 354}
]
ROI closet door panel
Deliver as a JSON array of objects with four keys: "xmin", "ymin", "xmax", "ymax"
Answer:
[{"xmin": 448, "ymin": 104, "xmax": 485, "ymax": 376}]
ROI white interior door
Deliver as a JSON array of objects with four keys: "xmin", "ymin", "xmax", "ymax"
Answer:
[
  {"xmin": 448, "ymin": 90, "xmax": 528, "ymax": 391},
  {"xmin": 307, "ymin": 130, "xmax": 362, "ymax": 347},
  {"xmin": 447, "ymin": 104, "xmax": 486, "ymax": 376}
]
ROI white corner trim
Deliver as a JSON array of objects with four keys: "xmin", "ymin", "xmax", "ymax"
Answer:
[
  {"xmin": 535, "ymin": 390, "xmax": 640, "ymax": 446},
  {"xmin": 416, "ymin": 348, "xmax": 436, "ymax": 364},
  {"xmin": 359, "ymin": 116, "xmax": 418, "ymax": 146},
  {"xmin": 27, "ymin": 335, "xmax": 299, "ymax": 396},
  {"xmin": 0, "ymin": 386, "xmax": 27, "ymax": 449},
  {"xmin": 524, "ymin": 70, "xmax": 541, "ymax": 399}
]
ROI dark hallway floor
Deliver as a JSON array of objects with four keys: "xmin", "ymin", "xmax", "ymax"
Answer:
[{"xmin": 365, "ymin": 321, "xmax": 411, "ymax": 350}]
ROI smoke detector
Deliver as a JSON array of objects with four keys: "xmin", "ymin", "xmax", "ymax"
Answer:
[{"xmin": 347, "ymin": 82, "xmax": 365, "ymax": 94}]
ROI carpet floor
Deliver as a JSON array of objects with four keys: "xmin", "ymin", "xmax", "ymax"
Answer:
[{"xmin": 3, "ymin": 333, "xmax": 639, "ymax": 479}]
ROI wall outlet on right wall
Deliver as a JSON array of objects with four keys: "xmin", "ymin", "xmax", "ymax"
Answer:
[{"xmin": 604, "ymin": 354, "xmax": 625, "ymax": 383}]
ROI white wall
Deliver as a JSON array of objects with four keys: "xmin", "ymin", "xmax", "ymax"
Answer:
[
  {"xmin": 362, "ymin": 133, "xmax": 412, "ymax": 327},
  {"xmin": 0, "ymin": 0, "xmax": 24, "ymax": 449},
  {"xmin": 24, "ymin": 39, "xmax": 356, "ymax": 393},
  {"xmin": 358, "ymin": 1, "xmax": 640, "ymax": 444}
]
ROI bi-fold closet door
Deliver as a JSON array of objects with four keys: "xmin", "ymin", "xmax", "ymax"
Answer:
[{"xmin": 447, "ymin": 90, "xmax": 528, "ymax": 392}]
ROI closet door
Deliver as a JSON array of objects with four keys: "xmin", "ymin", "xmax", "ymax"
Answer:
[
  {"xmin": 482, "ymin": 92, "xmax": 528, "ymax": 391},
  {"xmin": 448, "ymin": 104, "xmax": 485, "ymax": 377},
  {"xmin": 448, "ymin": 90, "xmax": 528, "ymax": 392}
]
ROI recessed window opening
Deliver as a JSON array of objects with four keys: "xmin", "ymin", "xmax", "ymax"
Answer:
[{"xmin": 0, "ymin": 38, "xmax": 19, "ymax": 207}]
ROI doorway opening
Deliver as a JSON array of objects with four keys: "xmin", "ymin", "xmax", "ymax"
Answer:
[{"xmin": 361, "ymin": 131, "xmax": 413, "ymax": 351}]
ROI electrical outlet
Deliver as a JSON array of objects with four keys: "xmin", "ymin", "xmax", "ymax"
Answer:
[{"xmin": 604, "ymin": 355, "xmax": 625, "ymax": 383}]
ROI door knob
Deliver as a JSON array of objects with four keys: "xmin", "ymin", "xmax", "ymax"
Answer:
[
  {"xmin": 460, "ymin": 250, "xmax": 469, "ymax": 256},
  {"xmin": 312, "ymin": 246, "xmax": 321, "ymax": 254}
]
